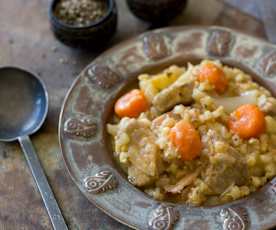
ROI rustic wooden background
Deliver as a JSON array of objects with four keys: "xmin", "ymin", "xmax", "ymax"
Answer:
[{"xmin": 0, "ymin": 0, "xmax": 268, "ymax": 229}]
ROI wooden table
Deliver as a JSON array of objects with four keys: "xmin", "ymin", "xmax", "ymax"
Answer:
[{"xmin": 0, "ymin": 0, "xmax": 267, "ymax": 229}]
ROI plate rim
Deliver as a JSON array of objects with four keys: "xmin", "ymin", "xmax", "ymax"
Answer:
[{"xmin": 58, "ymin": 25, "xmax": 276, "ymax": 230}]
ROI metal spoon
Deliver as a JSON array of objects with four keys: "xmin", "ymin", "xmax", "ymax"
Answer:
[{"xmin": 0, "ymin": 67, "xmax": 68, "ymax": 230}]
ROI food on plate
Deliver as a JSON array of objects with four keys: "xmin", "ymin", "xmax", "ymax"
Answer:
[
  {"xmin": 228, "ymin": 104, "xmax": 265, "ymax": 139},
  {"xmin": 169, "ymin": 120, "xmax": 202, "ymax": 161},
  {"xmin": 197, "ymin": 62, "xmax": 228, "ymax": 94},
  {"xmin": 115, "ymin": 89, "xmax": 149, "ymax": 118},
  {"xmin": 107, "ymin": 60, "xmax": 276, "ymax": 205}
]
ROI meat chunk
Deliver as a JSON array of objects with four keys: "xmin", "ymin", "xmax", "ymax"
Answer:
[
  {"xmin": 204, "ymin": 147, "xmax": 248, "ymax": 194},
  {"xmin": 152, "ymin": 66, "xmax": 194, "ymax": 112},
  {"xmin": 153, "ymin": 83, "xmax": 194, "ymax": 113},
  {"xmin": 128, "ymin": 166, "xmax": 153, "ymax": 186},
  {"xmin": 115, "ymin": 118, "xmax": 162, "ymax": 186}
]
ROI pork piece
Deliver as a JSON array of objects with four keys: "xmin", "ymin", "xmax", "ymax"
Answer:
[
  {"xmin": 128, "ymin": 166, "xmax": 153, "ymax": 186},
  {"xmin": 152, "ymin": 66, "xmax": 194, "ymax": 113},
  {"xmin": 204, "ymin": 147, "xmax": 248, "ymax": 194},
  {"xmin": 116, "ymin": 118, "xmax": 162, "ymax": 186}
]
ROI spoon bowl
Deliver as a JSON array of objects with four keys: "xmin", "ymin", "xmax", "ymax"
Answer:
[
  {"xmin": 0, "ymin": 67, "xmax": 67, "ymax": 230},
  {"xmin": 0, "ymin": 67, "xmax": 48, "ymax": 141}
]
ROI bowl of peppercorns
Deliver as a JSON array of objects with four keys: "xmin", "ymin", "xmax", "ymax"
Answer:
[{"xmin": 49, "ymin": 0, "xmax": 117, "ymax": 49}]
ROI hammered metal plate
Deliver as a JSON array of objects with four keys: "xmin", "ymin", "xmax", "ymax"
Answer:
[{"xmin": 59, "ymin": 26, "xmax": 276, "ymax": 230}]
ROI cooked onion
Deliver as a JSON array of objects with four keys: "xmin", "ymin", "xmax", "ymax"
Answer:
[{"xmin": 213, "ymin": 91, "xmax": 258, "ymax": 113}]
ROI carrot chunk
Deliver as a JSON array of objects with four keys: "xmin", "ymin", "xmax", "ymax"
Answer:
[
  {"xmin": 198, "ymin": 62, "xmax": 228, "ymax": 94},
  {"xmin": 169, "ymin": 120, "xmax": 202, "ymax": 161},
  {"xmin": 229, "ymin": 104, "xmax": 265, "ymax": 139},
  {"xmin": 115, "ymin": 89, "xmax": 149, "ymax": 118}
]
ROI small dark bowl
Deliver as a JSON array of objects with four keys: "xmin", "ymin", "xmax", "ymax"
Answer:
[
  {"xmin": 49, "ymin": 0, "xmax": 117, "ymax": 49},
  {"xmin": 126, "ymin": 0, "xmax": 187, "ymax": 24}
]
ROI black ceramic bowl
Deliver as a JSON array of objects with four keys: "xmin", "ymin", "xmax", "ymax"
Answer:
[
  {"xmin": 49, "ymin": 0, "xmax": 117, "ymax": 49},
  {"xmin": 126, "ymin": 0, "xmax": 187, "ymax": 24}
]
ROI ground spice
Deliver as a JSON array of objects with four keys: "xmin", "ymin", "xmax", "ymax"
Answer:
[{"xmin": 54, "ymin": 0, "xmax": 107, "ymax": 27}]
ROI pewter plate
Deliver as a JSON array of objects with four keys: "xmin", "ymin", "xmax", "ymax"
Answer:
[{"xmin": 59, "ymin": 26, "xmax": 276, "ymax": 230}]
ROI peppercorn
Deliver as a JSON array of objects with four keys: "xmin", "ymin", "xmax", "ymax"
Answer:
[{"xmin": 54, "ymin": 0, "xmax": 107, "ymax": 27}]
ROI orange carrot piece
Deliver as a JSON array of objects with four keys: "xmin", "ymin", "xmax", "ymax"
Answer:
[
  {"xmin": 198, "ymin": 62, "xmax": 228, "ymax": 94},
  {"xmin": 229, "ymin": 104, "xmax": 265, "ymax": 139},
  {"xmin": 169, "ymin": 120, "xmax": 202, "ymax": 161},
  {"xmin": 115, "ymin": 89, "xmax": 149, "ymax": 118}
]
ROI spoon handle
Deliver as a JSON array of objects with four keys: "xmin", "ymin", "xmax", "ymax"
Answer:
[{"xmin": 19, "ymin": 136, "xmax": 68, "ymax": 230}]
